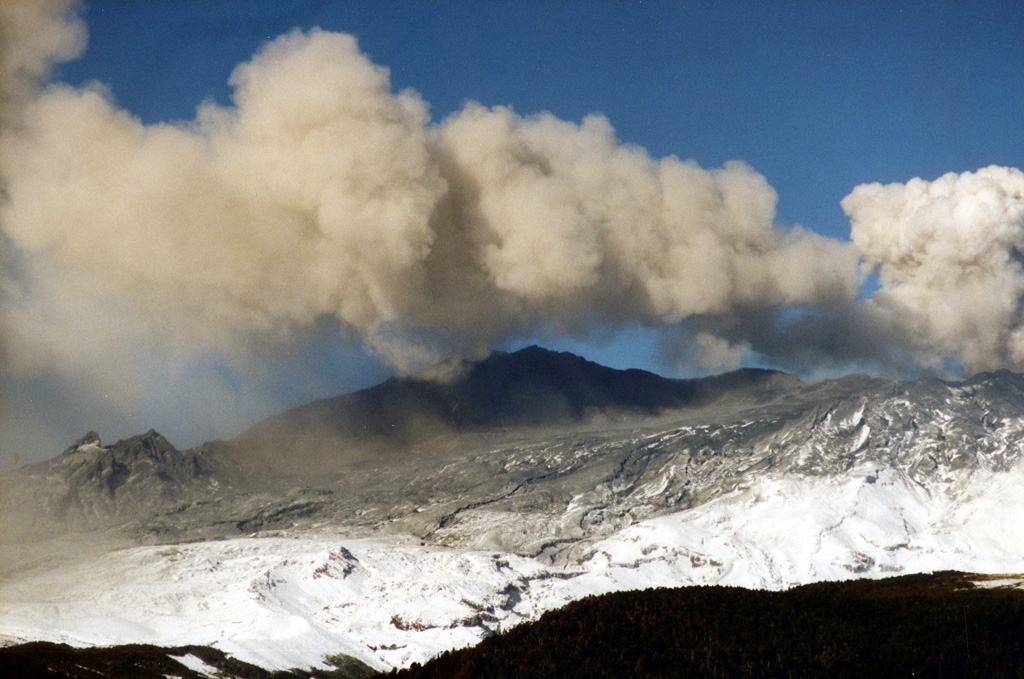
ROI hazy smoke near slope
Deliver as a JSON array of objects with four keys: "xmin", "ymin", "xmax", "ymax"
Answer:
[{"xmin": 845, "ymin": 166, "xmax": 1024, "ymax": 373}]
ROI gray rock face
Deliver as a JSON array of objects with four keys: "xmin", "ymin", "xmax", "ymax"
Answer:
[
  {"xmin": 6, "ymin": 347, "xmax": 1024, "ymax": 559},
  {"xmin": 1, "ymin": 429, "xmax": 240, "ymax": 539}
]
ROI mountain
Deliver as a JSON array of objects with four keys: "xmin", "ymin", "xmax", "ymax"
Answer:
[
  {"xmin": 255, "ymin": 345, "xmax": 796, "ymax": 433},
  {"xmin": 3, "ymin": 347, "xmax": 1024, "ymax": 673},
  {"xmin": 0, "ymin": 429, "xmax": 242, "ymax": 542},
  {"xmin": 0, "ymin": 346, "xmax": 796, "ymax": 537},
  {"xmin": 230, "ymin": 346, "xmax": 796, "ymax": 476}
]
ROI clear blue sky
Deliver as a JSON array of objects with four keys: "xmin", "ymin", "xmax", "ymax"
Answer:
[{"xmin": 26, "ymin": 0, "xmax": 1024, "ymax": 448}]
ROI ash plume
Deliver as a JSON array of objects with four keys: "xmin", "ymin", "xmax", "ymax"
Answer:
[
  {"xmin": 0, "ymin": 26, "xmax": 858, "ymax": 393},
  {"xmin": 845, "ymin": 166, "xmax": 1024, "ymax": 373},
  {"xmin": 0, "ymin": 0, "xmax": 85, "ymax": 128},
  {"xmin": 1, "ymin": 3, "xmax": 1022, "ymax": 457}
]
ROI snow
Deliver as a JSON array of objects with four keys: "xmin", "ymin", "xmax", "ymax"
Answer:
[
  {"xmin": 170, "ymin": 653, "xmax": 218, "ymax": 677},
  {"xmin": 584, "ymin": 463, "xmax": 1024, "ymax": 590},
  {"xmin": 0, "ymin": 535, "xmax": 556, "ymax": 670},
  {"xmin": 972, "ymin": 576, "xmax": 1024, "ymax": 589},
  {"xmin": 4, "ymin": 462, "xmax": 1024, "ymax": 671}
]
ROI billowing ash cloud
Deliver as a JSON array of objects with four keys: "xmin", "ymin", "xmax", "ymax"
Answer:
[
  {"xmin": 0, "ymin": 0, "xmax": 85, "ymax": 127},
  {"xmin": 0, "ymin": 23, "xmax": 859, "ymax": 389},
  {"xmin": 2, "ymin": 2, "xmax": 1022, "ymax": 458},
  {"xmin": 845, "ymin": 166, "xmax": 1024, "ymax": 373}
]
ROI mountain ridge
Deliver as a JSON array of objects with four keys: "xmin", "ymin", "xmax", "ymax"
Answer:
[
  {"xmin": 6, "ymin": 347, "xmax": 1024, "ymax": 672},
  {"xmin": 0, "ymin": 345, "xmax": 803, "ymax": 535},
  {"xmin": 227, "ymin": 345, "xmax": 800, "ymax": 476},
  {"xmin": 7, "ymin": 347, "xmax": 1024, "ymax": 543}
]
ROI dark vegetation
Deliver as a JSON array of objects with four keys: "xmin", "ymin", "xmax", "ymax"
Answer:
[
  {"xmin": 381, "ymin": 572, "xmax": 1024, "ymax": 678},
  {"xmin": 0, "ymin": 642, "xmax": 373, "ymax": 679}
]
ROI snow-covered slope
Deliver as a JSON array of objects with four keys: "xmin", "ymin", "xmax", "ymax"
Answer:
[
  {"xmin": 4, "ymin": 349, "xmax": 1024, "ymax": 671},
  {"xmin": 3, "ymin": 459, "xmax": 1024, "ymax": 671}
]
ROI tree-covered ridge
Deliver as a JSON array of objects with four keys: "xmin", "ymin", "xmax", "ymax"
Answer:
[
  {"xmin": 382, "ymin": 572, "xmax": 1024, "ymax": 679},
  {"xmin": 0, "ymin": 642, "xmax": 373, "ymax": 679}
]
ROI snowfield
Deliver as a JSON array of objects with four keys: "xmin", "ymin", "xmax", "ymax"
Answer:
[{"xmin": 4, "ymin": 460, "xmax": 1024, "ymax": 671}]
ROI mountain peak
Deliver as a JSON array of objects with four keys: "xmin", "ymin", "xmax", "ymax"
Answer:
[
  {"xmin": 233, "ymin": 346, "xmax": 802, "ymax": 477},
  {"xmin": 62, "ymin": 430, "xmax": 102, "ymax": 455}
]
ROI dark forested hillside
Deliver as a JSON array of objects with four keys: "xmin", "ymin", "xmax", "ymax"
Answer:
[
  {"xmin": 0, "ymin": 642, "xmax": 373, "ymax": 679},
  {"xmin": 381, "ymin": 572, "xmax": 1024, "ymax": 679}
]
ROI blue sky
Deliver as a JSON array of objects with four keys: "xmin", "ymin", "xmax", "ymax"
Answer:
[{"xmin": 6, "ymin": 0, "xmax": 1023, "ymax": 456}]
